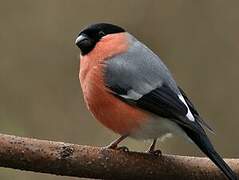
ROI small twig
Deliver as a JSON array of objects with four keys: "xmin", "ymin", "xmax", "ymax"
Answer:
[{"xmin": 0, "ymin": 133, "xmax": 238, "ymax": 180}]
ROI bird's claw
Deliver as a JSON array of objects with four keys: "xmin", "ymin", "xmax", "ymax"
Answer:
[
  {"xmin": 103, "ymin": 145, "xmax": 129, "ymax": 152},
  {"xmin": 147, "ymin": 149, "xmax": 162, "ymax": 157},
  {"xmin": 115, "ymin": 146, "xmax": 129, "ymax": 152}
]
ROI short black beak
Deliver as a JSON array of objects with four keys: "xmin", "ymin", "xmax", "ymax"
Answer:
[
  {"xmin": 75, "ymin": 34, "xmax": 95, "ymax": 55},
  {"xmin": 75, "ymin": 34, "xmax": 89, "ymax": 49}
]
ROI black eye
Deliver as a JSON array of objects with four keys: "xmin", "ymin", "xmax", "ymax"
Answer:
[{"xmin": 98, "ymin": 31, "xmax": 105, "ymax": 37}]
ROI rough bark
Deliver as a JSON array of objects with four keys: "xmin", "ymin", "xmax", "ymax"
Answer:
[{"xmin": 0, "ymin": 133, "xmax": 238, "ymax": 179}]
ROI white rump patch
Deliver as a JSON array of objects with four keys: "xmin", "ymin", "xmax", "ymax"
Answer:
[{"xmin": 178, "ymin": 94, "xmax": 195, "ymax": 121}]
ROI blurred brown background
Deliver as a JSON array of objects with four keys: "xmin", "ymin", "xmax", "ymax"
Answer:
[{"xmin": 0, "ymin": 0, "xmax": 238, "ymax": 179}]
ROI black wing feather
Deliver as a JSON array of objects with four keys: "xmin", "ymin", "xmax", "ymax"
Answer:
[
  {"xmin": 178, "ymin": 87, "xmax": 214, "ymax": 133},
  {"xmin": 109, "ymin": 83, "xmax": 205, "ymax": 135},
  {"xmin": 136, "ymin": 84, "xmax": 187, "ymax": 119}
]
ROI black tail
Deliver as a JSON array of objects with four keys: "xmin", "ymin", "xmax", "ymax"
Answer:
[{"xmin": 183, "ymin": 126, "xmax": 237, "ymax": 180}]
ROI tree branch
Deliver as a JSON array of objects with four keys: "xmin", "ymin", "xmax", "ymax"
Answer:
[{"xmin": 0, "ymin": 133, "xmax": 238, "ymax": 180}]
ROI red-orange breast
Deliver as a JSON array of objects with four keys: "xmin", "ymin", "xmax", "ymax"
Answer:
[{"xmin": 79, "ymin": 33, "xmax": 148, "ymax": 135}]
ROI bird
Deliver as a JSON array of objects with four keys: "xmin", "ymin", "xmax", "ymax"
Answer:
[{"xmin": 75, "ymin": 23, "xmax": 237, "ymax": 180}]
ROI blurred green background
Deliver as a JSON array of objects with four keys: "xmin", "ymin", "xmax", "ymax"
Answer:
[{"xmin": 0, "ymin": 0, "xmax": 238, "ymax": 179}]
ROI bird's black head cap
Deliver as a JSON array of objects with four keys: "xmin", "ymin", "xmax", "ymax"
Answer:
[{"xmin": 75, "ymin": 23, "xmax": 125, "ymax": 55}]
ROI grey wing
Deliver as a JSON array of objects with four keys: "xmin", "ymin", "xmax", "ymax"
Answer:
[
  {"xmin": 104, "ymin": 36, "xmax": 236, "ymax": 179},
  {"xmin": 105, "ymin": 35, "xmax": 180, "ymax": 98},
  {"xmin": 104, "ymin": 35, "xmax": 205, "ymax": 134}
]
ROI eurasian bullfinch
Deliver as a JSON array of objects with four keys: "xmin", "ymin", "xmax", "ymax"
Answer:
[{"xmin": 75, "ymin": 23, "xmax": 237, "ymax": 180}]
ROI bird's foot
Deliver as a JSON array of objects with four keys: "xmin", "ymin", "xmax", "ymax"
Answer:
[
  {"xmin": 104, "ymin": 144, "xmax": 129, "ymax": 152},
  {"xmin": 102, "ymin": 135, "xmax": 129, "ymax": 152},
  {"xmin": 115, "ymin": 146, "xmax": 129, "ymax": 152},
  {"xmin": 147, "ymin": 149, "xmax": 162, "ymax": 157}
]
